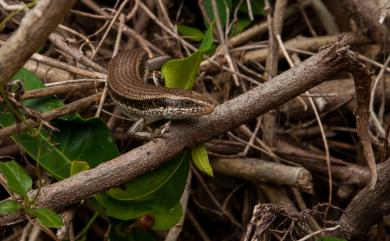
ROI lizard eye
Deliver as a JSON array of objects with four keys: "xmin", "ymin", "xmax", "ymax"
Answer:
[{"xmin": 183, "ymin": 100, "xmax": 192, "ymax": 107}]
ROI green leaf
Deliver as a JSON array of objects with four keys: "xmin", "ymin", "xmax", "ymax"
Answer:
[
  {"xmin": 0, "ymin": 200, "xmax": 21, "ymax": 214},
  {"xmin": 177, "ymin": 25, "xmax": 204, "ymax": 42},
  {"xmin": 107, "ymin": 153, "xmax": 186, "ymax": 200},
  {"xmin": 96, "ymin": 153, "xmax": 189, "ymax": 220},
  {"xmin": 316, "ymin": 237, "xmax": 347, "ymax": 241},
  {"xmin": 199, "ymin": 22, "xmax": 214, "ymax": 52},
  {"xmin": 191, "ymin": 144, "xmax": 213, "ymax": 176},
  {"xmin": 70, "ymin": 161, "xmax": 90, "ymax": 176},
  {"xmin": 152, "ymin": 203, "xmax": 182, "ymax": 230},
  {"xmin": 0, "ymin": 69, "xmax": 119, "ymax": 180},
  {"xmin": 203, "ymin": 0, "xmax": 232, "ymax": 26},
  {"xmin": 162, "ymin": 54, "xmax": 202, "ymax": 90},
  {"xmin": 51, "ymin": 117, "xmax": 119, "ymax": 169},
  {"xmin": 0, "ymin": 160, "xmax": 32, "ymax": 197},
  {"xmin": 231, "ymin": 18, "xmax": 252, "ymax": 36},
  {"xmin": 27, "ymin": 207, "xmax": 63, "ymax": 228},
  {"xmin": 162, "ymin": 23, "xmax": 214, "ymax": 90},
  {"xmin": 0, "ymin": 116, "xmax": 118, "ymax": 180},
  {"xmin": 4, "ymin": 129, "xmax": 71, "ymax": 180}
]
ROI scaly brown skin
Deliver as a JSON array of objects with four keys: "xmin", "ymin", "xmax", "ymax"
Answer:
[{"xmin": 107, "ymin": 49, "xmax": 215, "ymax": 124}]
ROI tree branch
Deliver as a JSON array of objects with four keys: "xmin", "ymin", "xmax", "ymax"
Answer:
[
  {"xmin": 0, "ymin": 0, "xmax": 76, "ymax": 85},
  {"xmin": 340, "ymin": 0, "xmax": 390, "ymax": 48},
  {"xmin": 0, "ymin": 36, "xmax": 352, "ymax": 226},
  {"xmin": 330, "ymin": 159, "xmax": 390, "ymax": 239}
]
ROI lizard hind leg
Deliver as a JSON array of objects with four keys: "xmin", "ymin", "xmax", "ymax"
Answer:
[
  {"xmin": 150, "ymin": 120, "xmax": 172, "ymax": 139},
  {"xmin": 127, "ymin": 117, "xmax": 170, "ymax": 141}
]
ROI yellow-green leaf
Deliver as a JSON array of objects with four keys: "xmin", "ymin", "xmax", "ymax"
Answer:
[
  {"xmin": 177, "ymin": 25, "xmax": 204, "ymax": 42},
  {"xmin": 70, "ymin": 161, "xmax": 90, "ymax": 176},
  {"xmin": 191, "ymin": 144, "xmax": 213, "ymax": 176},
  {"xmin": 0, "ymin": 200, "xmax": 21, "ymax": 214},
  {"xmin": 27, "ymin": 207, "xmax": 63, "ymax": 228},
  {"xmin": 162, "ymin": 23, "xmax": 214, "ymax": 90},
  {"xmin": 198, "ymin": 22, "xmax": 214, "ymax": 52}
]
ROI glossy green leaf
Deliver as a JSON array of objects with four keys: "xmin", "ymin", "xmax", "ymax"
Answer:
[
  {"xmin": 0, "ymin": 68, "xmax": 119, "ymax": 179},
  {"xmin": 0, "ymin": 200, "xmax": 21, "ymax": 214},
  {"xmin": 8, "ymin": 130, "xmax": 70, "ymax": 179},
  {"xmin": 0, "ymin": 117, "xmax": 118, "ymax": 180},
  {"xmin": 177, "ymin": 25, "xmax": 204, "ymax": 42},
  {"xmin": 51, "ymin": 117, "xmax": 119, "ymax": 168},
  {"xmin": 96, "ymin": 154, "xmax": 189, "ymax": 220},
  {"xmin": 203, "ymin": 0, "xmax": 232, "ymax": 26},
  {"xmin": 191, "ymin": 144, "xmax": 213, "ymax": 176},
  {"xmin": 199, "ymin": 23, "xmax": 214, "ymax": 52},
  {"xmin": 162, "ymin": 23, "xmax": 214, "ymax": 90},
  {"xmin": 0, "ymin": 160, "xmax": 32, "ymax": 197},
  {"xmin": 27, "ymin": 207, "xmax": 63, "ymax": 228},
  {"xmin": 70, "ymin": 161, "xmax": 90, "ymax": 176},
  {"xmin": 151, "ymin": 203, "xmax": 182, "ymax": 230},
  {"xmin": 96, "ymin": 193, "xmax": 152, "ymax": 220},
  {"xmin": 107, "ymin": 153, "xmax": 186, "ymax": 200}
]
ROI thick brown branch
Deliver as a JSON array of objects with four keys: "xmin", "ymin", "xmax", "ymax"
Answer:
[
  {"xmin": 347, "ymin": 52, "xmax": 377, "ymax": 187},
  {"xmin": 0, "ymin": 38, "xmax": 351, "ymax": 226},
  {"xmin": 0, "ymin": 0, "xmax": 76, "ymax": 84},
  {"xmin": 211, "ymin": 157, "xmax": 313, "ymax": 193},
  {"xmin": 19, "ymin": 82, "xmax": 104, "ymax": 100}
]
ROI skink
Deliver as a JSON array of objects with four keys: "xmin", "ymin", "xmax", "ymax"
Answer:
[{"xmin": 107, "ymin": 49, "xmax": 215, "ymax": 124}]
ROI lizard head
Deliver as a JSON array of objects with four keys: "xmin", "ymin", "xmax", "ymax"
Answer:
[{"xmin": 161, "ymin": 90, "xmax": 215, "ymax": 119}]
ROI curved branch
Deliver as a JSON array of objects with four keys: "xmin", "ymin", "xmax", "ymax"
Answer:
[
  {"xmin": 0, "ymin": 36, "xmax": 352, "ymax": 226},
  {"xmin": 330, "ymin": 159, "xmax": 390, "ymax": 239}
]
